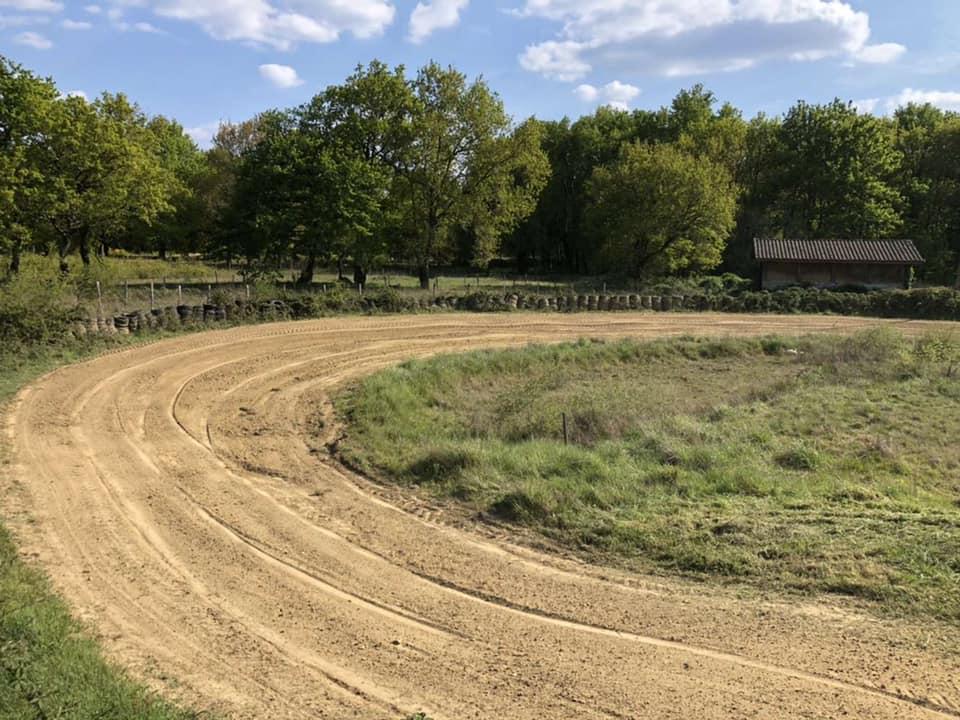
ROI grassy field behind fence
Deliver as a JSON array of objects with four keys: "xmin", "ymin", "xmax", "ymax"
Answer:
[{"xmin": 337, "ymin": 330, "xmax": 960, "ymax": 622}]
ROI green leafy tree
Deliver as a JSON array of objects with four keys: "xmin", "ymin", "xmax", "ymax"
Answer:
[
  {"xmin": 586, "ymin": 142, "xmax": 738, "ymax": 277},
  {"xmin": 774, "ymin": 100, "xmax": 903, "ymax": 239},
  {"xmin": 288, "ymin": 122, "xmax": 391, "ymax": 286},
  {"xmin": 507, "ymin": 111, "xmax": 632, "ymax": 274},
  {"xmin": 138, "ymin": 115, "xmax": 205, "ymax": 259},
  {"xmin": 725, "ymin": 113, "xmax": 783, "ymax": 275},
  {"xmin": 230, "ymin": 105, "xmax": 392, "ymax": 285},
  {"xmin": 892, "ymin": 104, "xmax": 960, "ymax": 282},
  {"xmin": 0, "ymin": 56, "xmax": 60, "ymax": 273},
  {"xmin": 397, "ymin": 62, "xmax": 548, "ymax": 287},
  {"xmin": 923, "ymin": 120, "xmax": 960, "ymax": 285},
  {"xmin": 201, "ymin": 118, "xmax": 263, "ymax": 264},
  {"xmin": 298, "ymin": 61, "xmax": 416, "ymax": 285},
  {"xmin": 509, "ymin": 86, "xmax": 745, "ymax": 276},
  {"xmin": 39, "ymin": 92, "xmax": 178, "ymax": 270},
  {"xmin": 226, "ymin": 112, "xmax": 298, "ymax": 276}
]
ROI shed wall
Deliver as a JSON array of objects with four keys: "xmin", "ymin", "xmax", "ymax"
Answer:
[{"xmin": 761, "ymin": 262, "xmax": 909, "ymax": 290}]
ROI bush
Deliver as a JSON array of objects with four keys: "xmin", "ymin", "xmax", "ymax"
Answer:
[
  {"xmin": 0, "ymin": 262, "xmax": 76, "ymax": 349},
  {"xmin": 683, "ymin": 287, "xmax": 960, "ymax": 322},
  {"xmin": 364, "ymin": 287, "xmax": 417, "ymax": 313}
]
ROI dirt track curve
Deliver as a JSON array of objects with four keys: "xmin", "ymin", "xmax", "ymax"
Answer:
[{"xmin": 5, "ymin": 313, "xmax": 960, "ymax": 719}]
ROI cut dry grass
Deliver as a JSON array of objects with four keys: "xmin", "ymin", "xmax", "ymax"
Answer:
[{"xmin": 337, "ymin": 329, "xmax": 960, "ymax": 621}]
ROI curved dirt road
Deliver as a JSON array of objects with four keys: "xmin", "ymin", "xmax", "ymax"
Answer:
[{"xmin": 5, "ymin": 313, "xmax": 960, "ymax": 719}]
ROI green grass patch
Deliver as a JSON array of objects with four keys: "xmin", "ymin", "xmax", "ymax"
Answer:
[
  {"xmin": 0, "ymin": 525, "xmax": 199, "ymax": 720},
  {"xmin": 336, "ymin": 329, "xmax": 960, "ymax": 621},
  {"xmin": 19, "ymin": 252, "xmax": 221, "ymax": 284}
]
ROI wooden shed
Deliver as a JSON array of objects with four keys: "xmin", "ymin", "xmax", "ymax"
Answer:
[{"xmin": 754, "ymin": 239, "xmax": 924, "ymax": 290}]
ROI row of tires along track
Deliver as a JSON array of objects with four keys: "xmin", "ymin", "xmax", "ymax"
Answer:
[{"xmin": 70, "ymin": 293, "xmax": 693, "ymax": 336}]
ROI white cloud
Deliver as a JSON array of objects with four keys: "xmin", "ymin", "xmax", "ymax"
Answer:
[
  {"xmin": 259, "ymin": 63, "xmax": 303, "ymax": 88},
  {"xmin": 574, "ymin": 79, "xmax": 640, "ymax": 110},
  {"xmin": 62, "ymin": 18, "xmax": 92, "ymax": 29},
  {"xmin": 851, "ymin": 97, "xmax": 879, "ymax": 114},
  {"xmin": 84, "ymin": 4, "xmax": 101, "ymax": 13},
  {"xmin": 515, "ymin": 0, "xmax": 906, "ymax": 81},
  {"xmin": 573, "ymin": 83, "xmax": 598, "ymax": 102},
  {"xmin": 520, "ymin": 40, "xmax": 590, "ymax": 81},
  {"xmin": 886, "ymin": 88, "xmax": 960, "ymax": 113},
  {"xmin": 855, "ymin": 43, "xmax": 906, "ymax": 64},
  {"xmin": 408, "ymin": 0, "xmax": 467, "ymax": 43},
  {"xmin": 14, "ymin": 29, "xmax": 51, "ymax": 47},
  {"xmin": 0, "ymin": 13, "xmax": 41, "ymax": 27},
  {"xmin": 186, "ymin": 121, "xmax": 220, "ymax": 148},
  {"xmin": 0, "ymin": 0, "xmax": 62, "ymax": 11},
  {"xmin": 604, "ymin": 80, "xmax": 640, "ymax": 104},
  {"xmin": 102, "ymin": 5, "xmax": 162, "ymax": 32},
  {"xmin": 139, "ymin": 0, "xmax": 395, "ymax": 50}
]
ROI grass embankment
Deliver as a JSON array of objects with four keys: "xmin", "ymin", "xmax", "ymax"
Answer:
[{"xmin": 338, "ymin": 329, "xmax": 960, "ymax": 621}]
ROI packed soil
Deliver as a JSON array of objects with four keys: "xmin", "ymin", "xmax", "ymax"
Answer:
[{"xmin": 5, "ymin": 313, "xmax": 960, "ymax": 720}]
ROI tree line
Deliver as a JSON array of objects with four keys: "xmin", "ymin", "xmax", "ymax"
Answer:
[{"xmin": 3, "ymin": 55, "xmax": 960, "ymax": 286}]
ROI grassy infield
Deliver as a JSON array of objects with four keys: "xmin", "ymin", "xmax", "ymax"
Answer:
[{"xmin": 339, "ymin": 330, "xmax": 960, "ymax": 622}]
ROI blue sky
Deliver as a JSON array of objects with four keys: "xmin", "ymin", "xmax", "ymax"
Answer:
[{"xmin": 3, "ymin": 1, "xmax": 959, "ymax": 146}]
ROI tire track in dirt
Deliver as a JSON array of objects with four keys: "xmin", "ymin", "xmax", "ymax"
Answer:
[{"xmin": 6, "ymin": 313, "xmax": 960, "ymax": 719}]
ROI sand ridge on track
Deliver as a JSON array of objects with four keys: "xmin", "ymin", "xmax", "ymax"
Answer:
[{"xmin": 5, "ymin": 313, "xmax": 960, "ymax": 719}]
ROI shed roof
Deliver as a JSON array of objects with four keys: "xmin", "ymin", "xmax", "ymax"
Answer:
[{"xmin": 754, "ymin": 239, "xmax": 924, "ymax": 265}]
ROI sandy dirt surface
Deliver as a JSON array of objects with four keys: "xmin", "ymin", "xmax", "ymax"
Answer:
[{"xmin": 5, "ymin": 313, "xmax": 960, "ymax": 719}]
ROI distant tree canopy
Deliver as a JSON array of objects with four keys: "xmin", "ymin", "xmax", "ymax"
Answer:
[
  {"xmin": 3, "ymin": 55, "xmax": 960, "ymax": 285},
  {"xmin": 510, "ymin": 87, "xmax": 960, "ymax": 284}
]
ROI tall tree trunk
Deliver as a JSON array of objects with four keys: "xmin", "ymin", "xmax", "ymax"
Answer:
[
  {"xmin": 420, "ymin": 224, "xmax": 436, "ymax": 290},
  {"xmin": 353, "ymin": 264, "xmax": 367, "ymax": 288},
  {"xmin": 9, "ymin": 238, "xmax": 22, "ymax": 274},
  {"xmin": 298, "ymin": 252, "xmax": 316, "ymax": 285},
  {"xmin": 79, "ymin": 230, "xmax": 92, "ymax": 266},
  {"xmin": 57, "ymin": 236, "xmax": 71, "ymax": 274},
  {"xmin": 158, "ymin": 243, "xmax": 167, "ymax": 260},
  {"xmin": 337, "ymin": 255, "xmax": 345, "ymax": 281}
]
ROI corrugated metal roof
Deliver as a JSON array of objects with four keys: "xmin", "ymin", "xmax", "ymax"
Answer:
[{"xmin": 754, "ymin": 239, "xmax": 924, "ymax": 264}]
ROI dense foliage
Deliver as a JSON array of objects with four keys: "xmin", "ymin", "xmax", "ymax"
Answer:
[
  {"xmin": 3, "ymin": 56, "xmax": 960, "ymax": 285},
  {"xmin": 509, "ymin": 88, "xmax": 960, "ymax": 283}
]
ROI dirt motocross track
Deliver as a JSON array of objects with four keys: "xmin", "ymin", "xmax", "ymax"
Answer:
[{"xmin": 5, "ymin": 313, "xmax": 960, "ymax": 719}]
